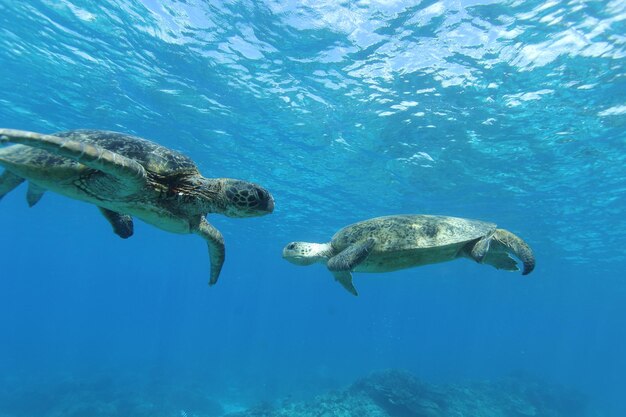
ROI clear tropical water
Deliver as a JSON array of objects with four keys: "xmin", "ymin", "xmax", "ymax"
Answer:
[{"xmin": 0, "ymin": 0, "xmax": 624, "ymax": 416}]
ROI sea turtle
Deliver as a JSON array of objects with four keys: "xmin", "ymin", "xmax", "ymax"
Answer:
[
  {"xmin": 282, "ymin": 215, "xmax": 535, "ymax": 295},
  {"xmin": 0, "ymin": 128, "xmax": 274, "ymax": 284}
]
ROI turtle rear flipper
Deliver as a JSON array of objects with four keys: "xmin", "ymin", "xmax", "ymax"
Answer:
[
  {"xmin": 0, "ymin": 170, "xmax": 24, "ymax": 201},
  {"xmin": 0, "ymin": 129, "xmax": 147, "ymax": 195},
  {"xmin": 481, "ymin": 252, "xmax": 519, "ymax": 272},
  {"xmin": 492, "ymin": 229, "xmax": 535, "ymax": 275},
  {"xmin": 471, "ymin": 229, "xmax": 535, "ymax": 275}
]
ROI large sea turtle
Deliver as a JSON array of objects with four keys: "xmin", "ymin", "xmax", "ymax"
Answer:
[
  {"xmin": 282, "ymin": 215, "xmax": 535, "ymax": 295},
  {"xmin": 0, "ymin": 128, "xmax": 274, "ymax": 284}
]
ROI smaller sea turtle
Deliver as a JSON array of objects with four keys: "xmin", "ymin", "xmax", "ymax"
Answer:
[
  {"xmin": 282, "ymin": 215, "xmax": 535, "ymax": 296},
  {"xmin": 0, "ymin": 128, "xmax": 274, "ymax": 284}
]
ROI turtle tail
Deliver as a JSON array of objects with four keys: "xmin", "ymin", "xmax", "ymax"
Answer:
[{"xmin": 493, "ymin": 229, "xmax": 535, "ymax": 275}]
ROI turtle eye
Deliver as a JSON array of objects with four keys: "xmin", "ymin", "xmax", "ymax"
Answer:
[{"xmin": 287, "ymin": 243, "xmax": 296, "ymax": 250}]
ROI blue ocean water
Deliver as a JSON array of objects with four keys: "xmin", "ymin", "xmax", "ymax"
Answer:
[{"xmin": 0, "ymin": 0, "xmax": 624, "ymax": 416}]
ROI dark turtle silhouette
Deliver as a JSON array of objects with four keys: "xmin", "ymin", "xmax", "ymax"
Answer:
[
  {"xmin": 283, "ymin": 215, "xmax": 535, "ymax": 295},
  {"xmin": 0, "ymin": 128, "xmax": 274, "ymax": 284}
]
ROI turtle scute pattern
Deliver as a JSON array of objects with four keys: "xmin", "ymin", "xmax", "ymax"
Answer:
[
  {"xmin": 55, "ymin": 130, "xmax": 199, "ymax": 175},
  {"xmin": 331, "ymin": 215, "xmax": 496, "ymax": 252}
]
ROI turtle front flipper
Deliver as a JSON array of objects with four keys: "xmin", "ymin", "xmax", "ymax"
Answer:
[
  {"xmin": 26, "ymin": 183, "xmax": 46, "ymax": 207},
  {"xmin": 327, "ymin": 238, "xmax": 376, "ymax": 272},
  {"xmin": 471, "ymin": 229, "xmax": 535, "ymax": 275},
  {"xmin": 99, "ymin": 207, "xmax": 134, "ymax": 239},
  {"xmin": 332, "ymin": 271, "xmax": 358, "ymax": 296},
  {"xmin": 327, "ymin": 238, "xmax": 375, "ymax": 296},
  {"xmin": 0, "ymin": 129, "xmax": 147, "ymax": 195},
  {"xmin": 0, "ymin": 170, "xmax": 24, "ymax": 201},
  {"xmin": 194, "ymin": 217, "xmax": 225, "ymax": 285}
]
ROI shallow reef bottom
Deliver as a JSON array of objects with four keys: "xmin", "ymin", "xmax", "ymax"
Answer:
[
  {"xmin": 0, "ymin": 369, "xmax": 594, "ymax": 417},
  {"xmin": 228, "ymin": 369, "xmax": 588, "ymax": 417}
]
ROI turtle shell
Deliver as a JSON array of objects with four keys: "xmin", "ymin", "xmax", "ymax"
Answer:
[
  {"xmin": 331, "ymin": 215, "xmax": 496, "ymax": 253},
  {"xmin": 53, "ymin": 130, "xmax": 200, "ymax": 176}
]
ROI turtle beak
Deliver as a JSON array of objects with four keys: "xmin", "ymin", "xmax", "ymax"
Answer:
[
  {"xmin": 222, "ymin": 180, "xmax": 275, "ymax": 217},
  {"xmin": 252, "ymin": 184, "xmax": 274, "ymax": 215}
]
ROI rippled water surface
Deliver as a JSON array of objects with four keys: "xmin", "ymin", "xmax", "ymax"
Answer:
[{"xmin": 0, "ymin": 0, "xmax": 625, "ymax": 416}]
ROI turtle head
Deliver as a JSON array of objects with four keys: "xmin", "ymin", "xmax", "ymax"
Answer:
[
  {"xmin": 282, "ymin": 242, "xmax": 332, "ymax": 266},
  {"xmin": 219, "ymin": 179, "xmax": 274, "ymax": 217}
]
